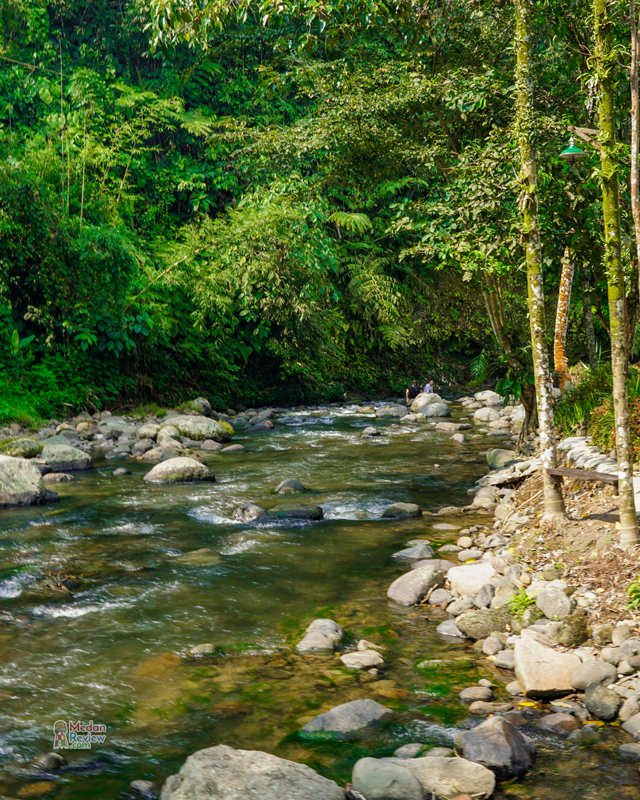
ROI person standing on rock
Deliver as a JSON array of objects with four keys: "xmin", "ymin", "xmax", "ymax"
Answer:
[
  {"xmin": 423, "ymin": 379, "xmax": 435, "ymax": 394},
  {"xmin": 405, "ymin": 380, "xmax": 421, "ymax": 405}
]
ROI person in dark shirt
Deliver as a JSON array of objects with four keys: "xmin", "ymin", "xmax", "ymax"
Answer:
[{"xmin": 405, "ymin": 380, "xmax": 421, "ymax": 405}]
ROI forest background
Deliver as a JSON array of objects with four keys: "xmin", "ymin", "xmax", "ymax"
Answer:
[{"xmin": 0, "ymin": 0, "xmax": 632, "ymax": 420}]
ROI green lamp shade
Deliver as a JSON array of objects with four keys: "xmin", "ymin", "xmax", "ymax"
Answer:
[{"xmin": 559, "ymin": 135, "xmax": 587, "ymax": 164}]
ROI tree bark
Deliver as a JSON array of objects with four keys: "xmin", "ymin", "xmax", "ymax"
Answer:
[
  {"xmin": 595, "ymin": 0, "xmax": 638, "ymax": 546},
  {"xmin": 580, "ymin": 271, "xmax": 598, "ymax": 369},
  {"xmin": 632, "ymin": 0, "xmax": 640, "ymax": 274},
  {"xmin": 514, "ymin": 0, "xmax": 566, "ymax": 521},
  {"xmin": 553, "ymin": 246, "xmax": 575, "ymax": 391}
]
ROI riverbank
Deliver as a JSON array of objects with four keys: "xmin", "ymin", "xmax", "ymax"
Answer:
[{"xmin": 0, "ymin": 395, "xmax": 639, "ymax": 799}]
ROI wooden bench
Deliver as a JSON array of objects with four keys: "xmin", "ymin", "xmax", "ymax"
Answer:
[{"xmin": 546, "ymin": 467, "xmax": 619, "ymax": 495}]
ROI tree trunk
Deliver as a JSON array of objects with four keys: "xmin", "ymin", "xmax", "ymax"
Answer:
[
  {"xmin": 518, "ymin": 381, "xmax": 538, "ymax": 451},
  {"xmin": 553, "ymin": 246, "xmax": 575, "ymax": 391},
  {"xmin": 514, "ymin": 0, "xmax": 566, "ymax": 521},
  {"xmin": 595, "ymin": 0, "xmax": 638, "ymax": 546},
  {"xmin": 580, "ymin": 271, "xmax": 598, "ymax": 369},
  {"xmin": 632, "ymin": 0, "xmax": 640, "ymax": 273}
]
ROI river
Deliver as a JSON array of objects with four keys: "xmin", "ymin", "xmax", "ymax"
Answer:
[{"xmin": 0, "ymin": 402, "xmax": 637, "ymax": 798}]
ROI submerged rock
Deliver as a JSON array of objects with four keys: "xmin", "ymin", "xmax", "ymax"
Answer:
[
  {"xmin": 454, "ymin": 716, "xmax": 535, "ymax": 778},
  {"xmin": 275, "ymin": 478, "xmax": 308, "ymax": 494},
  {"xmin": 300, "ymin": 699, "xmax": 394, "ymax": 741},
  {"xmin": 161, "ymin": 744, "xmax": 345, "ymax": 800},
  {"xmin": 0, "ymin": 455, "xmax": 47, "ymax": 507},
  {"xmin": 268, "ymin": 504, "xmax": 323, "ymax": 520},
  {"xmin": 42, "ymin": 472, "xmax": 75, "ymax": 483},
  {"xmin": 360, "ymin": 426, "xmax": 381, "ymax": 437},
  {"xmin": 382, "ymin": 502, "xmax": 422, "ymax": 519},
  {"xmin": 393, "ymin": 543, "xmax": 435, "ymax": 561},
  {"xmin": 143, "ymin": 457, "xmax": 215, "ymax": 484},
  {"xmin": 231, "ymin": 502, "xmax": 268, "ymax": 522}
]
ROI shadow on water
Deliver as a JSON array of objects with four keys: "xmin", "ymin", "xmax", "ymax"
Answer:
[{"xmin": 0, "ymin": 403, "xmax": 638, "ymax": 797}]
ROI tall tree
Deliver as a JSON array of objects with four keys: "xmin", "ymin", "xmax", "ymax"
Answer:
[
  {"xmin": 514, "ymin": 0, "xmax": 566, "ymax": 521},
  {"xmin": 594, "ymin": 0, "xmax": 638, "ymax": 546}
]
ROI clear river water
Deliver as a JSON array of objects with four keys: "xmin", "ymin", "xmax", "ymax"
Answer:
[{"xmin": 0, "ymin": 402, "xmax": 638, "ymax": 799}]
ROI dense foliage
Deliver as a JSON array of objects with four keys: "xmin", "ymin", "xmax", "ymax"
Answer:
[{"xmin": 0, "ymin": 0, "xmax": 637, "ymax": 420}]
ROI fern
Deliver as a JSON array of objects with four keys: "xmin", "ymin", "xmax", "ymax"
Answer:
[
  {"xmin": 328, "ymin": 211, "xmax": 372, "ymax": 233},
  {"xmin": 470, "ymin": 349, "xmax": 491, "ymax": 382}
]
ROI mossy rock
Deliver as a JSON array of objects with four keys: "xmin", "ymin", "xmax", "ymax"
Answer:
[
  {"xmin": 0, "ymin": 437, "xmax": 42, "ymax": 458},
  {"xmin": 455, "ymin": 608, "xmax": 513, "ymax": 640},
  {"xmin": 219, "ymin": 420, "xmax": 234, "ymax": 436},
  {"xmin": 557, "ymin": 609, "xmax": 589, "ymax": 647}
]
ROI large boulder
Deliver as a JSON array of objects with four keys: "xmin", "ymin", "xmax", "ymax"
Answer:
[
  {"xmin": 418, "ymin": 402, "xmax": 451, "ymax": 418},
  {"xmin": 382, "ymin": 502, "xmax": 422, "ymax": 519},
  {"xmin": 300, "ymin": 699, "xmax": 394, "ymax": 741},
  {"xmin": 410, "ymin": 394, "xmax": 443, "ymax": 413},
  {"xmin": 143, "ymin": 458, "xmax": 215, "ymax": 484},
  {"xmin": 0, "ymin": 455, "xmax": 46, "ymax": 507},
  {"xmin": 352, "ymin": 758, "xmax": 424, "ymax": 800},
  {"xmin": 387, "ymin": 565, "xmax": 444, "ymax": 606},
  {"xmin": 159, "ymin": 415, "xmax": 231, "ymax": 443},
  {"xmin": 455, "ymin": 608, "xmax": 512, "ymax": 640},
  {"xmin": 0, "ymin": 438, "xmax": 41, "ymax": 458},
  {"xmin": 41, "ymin": 444, "xmax": 92, "ymax": 471},
  {"xmin": 448, "ymin": 562, "xmax": 496, "ymax": 596},
  {"xmin": 454, "ymin": 717, "xmax": 535, "ymax": 779},
  {"xmin": 160, "ymin": 744, "xmax": 345, "ymax": 800},
  {"xmin": 474, "ymin": 390, "xmax": 502, "ymax": 403},
  {"xmin": 514, "ymin": 637, "xmax": 580, "ymax": 698}
]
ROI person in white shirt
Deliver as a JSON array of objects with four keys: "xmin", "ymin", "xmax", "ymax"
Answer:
[{"xmin": 423, "ymin": 379, "xmax": 435, "ymax": 394}]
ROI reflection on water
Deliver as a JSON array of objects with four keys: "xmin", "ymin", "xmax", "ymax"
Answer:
[{"xmin": 0, "ymin": 402, "xmax": 637, "ymax": 798}]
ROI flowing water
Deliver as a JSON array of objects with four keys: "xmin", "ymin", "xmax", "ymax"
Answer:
[{"xmin": 0, "ymin": 403, "xmax": 638, "ymax": 798}]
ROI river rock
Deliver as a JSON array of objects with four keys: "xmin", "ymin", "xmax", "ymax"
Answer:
[
  {"xmin": 387, "ymin": 565, "xmax": 444, "ymax": 606},
  {"xmin": 393, "ymin": 543, "xmax": 435, "ymax": 561},
  {"xmin": 474, "ymin": 407, "xmax": 500, "ymax": 422},
  {"xmin": 159, "ymin": 415, "xmax": 231, "ymax": 443},
  {"xmin": 482, "ymin": 636, "xmax": 505, "ymax": 655},
  {"xmin": 619, "ymin": 743, "xmax": 640, "ymax": 758},
  {"xmin": 275, "ymin": 478, "xmax": 308, "ymax": 494},
  {"xmin": 41, "ymin": 444, "xmax": 92, "ymax": 471},
  {"xmin": 448, "ymin": 562, "xmax": 496, "ymax": 595},
  {"xmin": 32, "ymin": 752, "xmax": 67, "ymax": 771},
  {"xmin": 447, "ymin": 596, "xmax": 475, "ymax": 615},
  {"xmin": 231, "ymin": 502, "xmax": 268, "ymax": 522},
  {"xmin": 419, "ymin": 402, "xmax": 451, "ymax": 418},
  {"xmin": 436, "ymin": 619, "xmax": 465, "ymax": 638},
  {"xmin": 392, "ymin": 756, "xmax": 495, "ymax": 799},
  {"xmin": 619, "ymin": 695, "xmax": 640, "ymax": 722},
  {"xmin": 300, "ymin": 699, "xmax": 394, "ymax": 741},
  {"xmin": 382, "ymin": 502, "xmax": 422, "ymax": 519},
  {"xmin": 160, "ymin": 744, "xmax": 345, "ymax": 800},
  {"xmin": 0, "ymin": 455, "xmax": 47, "ymax": 507},
  {"xmin": 618, "ymin": 637, "xmax": 640, "ymax": 661},
  {"xmin": 454, "ymin": 717, "xmax": 535, "ymax": 778},
  {"xmin": 410, "ymin": 394, "xmax": 442, "ymax": 413},
  {"xmin": 143, "ymin": 458, "xmax": 215, "ymax": 484},
  {"xmin": 535, "ymin": 712, "xmax": 580, "ymax": 736},
  {"xmin": 296, "ymin": 619, "xmax": 344, "ymax": 653},
  {"xmin": 340, "ymin": 650, "xmax": 385, "ymax": 670},
  {"xmin": 394, "ymin": 743, "xmax": 425, "ymax": 759},
  {"xmin": 352, "ymin": 758, "xmax": 423, "ymax": 800},
  {"xmin": 130, "ymin": 779, "xmax": 158, "ymax": 798},
  {"xmin": 138, "ymin": 423, "xmax": 159, "ymax": 440},
  {"xmin": 468, "ymin": 701, "xmax": 514, "ymax": 715},
  {"xmin": 429, "ymin": 588, "xmax": 453, "ymax": 605},
  {"xmin": 570, "ymin": 661, "xmax": 617, "ymax": 691},
  {"xmin": 486, "ymin": 449, "xmax": 521, "ymax": 470},
  {"xmin": 514, "ymin": 637, "xmax": 580, "ymax": 698},
  {"xmin": 375, "ymin": 405, "xmax": 406, "ymax": 418},
  {"xmin": 42, "ymin": 472, "xmax": 75, "ymax": 483},
  {"xmin": 612, "ymin": 625, "xmax": 633, "ymax": 646},
  {"xmin": 459, "ymin": 686, "xmax": 493, "ymax": 703},
  {"xmin": 451, "ymin": 433, "xmax": 466, "ymax": 443},
  {"xmin": 494, "ymin": 650, "xmax": 516, "ymax": 670},
  {"xmin": 360, "ymin": 426, "xmax": 381, "ymax": 437},
  {"xmin": 268, "ymin": 504, "xmax": 323, "ymax": 520},
  {"xmin": 410, "ymin": 558, "xmax": 454, "ymax": 574},
  {"xmin": 201, "ymin": 439, "xmax": 224, "ymax": 451},
  {"xmin": 455, "ymin": 609, "xmax": 512, "ymax": 640},
  {"xmin": 536, "ymin": 587, "xmax": 572, "ymax": 620},
  {"xmin": 556, "ymin": 609, "xmax": 589, "ymax": 646},
  {"xmin": 473, "ymin": 583, "xmax": 495, "ymax": 609},
  {"xmin": 0, "ymin": 437, "xmax": 41, "ymax": 458},
  {"xmin": 186, "ymin": 397, "xmax": 213, "ymax": 416},
  {"xmin": 584, "ymin": 683, "xmax": 622, "ymax": 721},
  {"xmin": 622, "ymin": 712, "xmax": 640, "ymax": 737}
]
